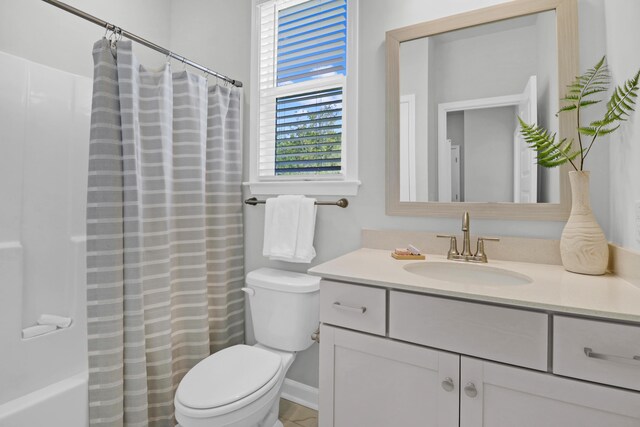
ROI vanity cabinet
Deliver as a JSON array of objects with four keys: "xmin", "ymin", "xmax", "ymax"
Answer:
[
  {"xmin": 318, "ymin": 281, "xmax": 640, "ymax": 427},
  {"xmin": 319, "ymin": 325, "xmax": 459, "ymax": 427}
]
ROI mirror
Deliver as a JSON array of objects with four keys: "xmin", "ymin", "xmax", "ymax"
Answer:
[
  {"xmin": 400, "ymin": 12, "xmax": 558, "ymax": 203},
  {"xmin": 386, "ymin": 0, "xmax": 578, "ymax": 219}
]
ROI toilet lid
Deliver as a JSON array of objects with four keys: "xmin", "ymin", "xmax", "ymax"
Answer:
[{"xmin": 176, "ymin": 345, "xmax": 281, "ymax": 410}]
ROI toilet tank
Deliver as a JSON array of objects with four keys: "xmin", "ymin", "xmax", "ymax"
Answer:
[{"xmin": 245, "ymin": 268, "xmax": 320, "ymax": 352}]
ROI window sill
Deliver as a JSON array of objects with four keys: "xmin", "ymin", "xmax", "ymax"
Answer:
[{"xmin": 244, "ymin": 180, "xmax": 361, "ymax": 196}]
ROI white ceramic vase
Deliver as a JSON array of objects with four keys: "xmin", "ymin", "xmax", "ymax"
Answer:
[{"xmin": 560, "ymin": 171, "xmax": 608, "ymax": 275}]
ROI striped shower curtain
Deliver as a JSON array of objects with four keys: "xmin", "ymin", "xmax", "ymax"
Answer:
[{"xmin": 86, "ymin": 39, "xmax": 244, "ymax": 426}]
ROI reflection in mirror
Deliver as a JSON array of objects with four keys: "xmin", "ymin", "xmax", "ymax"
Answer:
[{"xmin": 398, "ymin": 11, "xmax": 560, "ymax": 204}]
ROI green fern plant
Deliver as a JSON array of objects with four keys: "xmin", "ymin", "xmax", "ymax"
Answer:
[{"xmin": 519, "ymin": 56, "xmax": 640, "ymax": 171}]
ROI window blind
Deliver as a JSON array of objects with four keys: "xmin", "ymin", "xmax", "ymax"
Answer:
[
  {"xmin": 275, "ymin": 88, "xmax": 343, "ymax": 175},
  {"xmin": 258, "ymin": 0, "xmax": 348, "ymax": 178},
  {"xmin": 277, "ymin": 0, "xmax": 347, "ymax": 86}
]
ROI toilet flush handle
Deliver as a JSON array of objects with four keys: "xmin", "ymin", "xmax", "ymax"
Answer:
[{"xmin": 241, "ymin": 287, "xmax": 255, "ymax": 296}]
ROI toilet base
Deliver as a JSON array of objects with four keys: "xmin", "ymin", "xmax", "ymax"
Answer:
[{"xmin": 257, "ymin": 393, "xmax": 281, "ymax": 427}]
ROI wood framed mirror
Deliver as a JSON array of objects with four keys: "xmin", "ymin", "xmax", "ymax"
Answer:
[{"xmin": 386, "ymin": 0, "xmax": 578, "ymax": 220}]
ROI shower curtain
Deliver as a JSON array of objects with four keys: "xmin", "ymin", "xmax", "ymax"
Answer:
[{"xmin": 86, "ymin": 39, "xmax": 244, "ymax": 426}]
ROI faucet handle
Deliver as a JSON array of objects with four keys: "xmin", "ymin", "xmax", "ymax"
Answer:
[
  {"xmin": 437, "ymin": 235, "xmax": 459, "ymax": 258},
  {"xmin": 475, "ymin": 237, "xmax": 500, "ymax": 262}
]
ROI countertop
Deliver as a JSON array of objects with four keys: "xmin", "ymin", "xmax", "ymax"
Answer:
[{"xmin": 308, "ymin": 248, "xmax": 640, "ymax": 323}]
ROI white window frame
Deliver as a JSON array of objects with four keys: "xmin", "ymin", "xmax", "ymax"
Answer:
[{"xmin": 247, "ymin": 0, "xmax": 360, "ymax": 196}]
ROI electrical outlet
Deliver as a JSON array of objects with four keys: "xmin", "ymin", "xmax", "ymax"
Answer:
[{"xmin": 636, "ymin": 201, "xmax": 640, "ymax": 243}]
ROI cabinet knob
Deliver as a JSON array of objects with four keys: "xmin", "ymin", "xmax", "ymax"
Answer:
[
  {"xmin": 464, "ymin": 382, "xmax": 478, "ymax": 398},
  {"xmin": 441, "ymin": 377, "xmax": 455, "ymax": 392}
]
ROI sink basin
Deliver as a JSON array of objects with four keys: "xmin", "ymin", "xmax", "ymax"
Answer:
[{"xmin": 403, "ymin": 262, "xmax": 532, "ymax": 286}]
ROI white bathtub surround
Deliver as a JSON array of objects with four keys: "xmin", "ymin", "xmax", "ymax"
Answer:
[
  {"xmin": 560, "ymin": 171, "xmax": 609, "ymax": 275},
  {"xmin": 0, "ymin": 51, "xmax": 89, "ymax": 424},
  {"xmin": 263, "ymin": 195, "xmax": 318, "ymax": 263},
  {"xmin": 87, "ymin": 40, "xmax": 244, "ymax": 426},
  {"xmin": 37, "ymin": 314, "xmax": 72, "ymax": 328}
]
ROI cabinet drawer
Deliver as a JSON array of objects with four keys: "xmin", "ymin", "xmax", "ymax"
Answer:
[
  {"xmin": 553, "ymin": 316, "xmax": 640, "ymax": 391},
  {"xmin": 320, "ymin": 281, "xmax": 386, "ymax": 335},
  {"xmin": 389, "ymin": 291, "xmax": 548, "ymax": 370}
]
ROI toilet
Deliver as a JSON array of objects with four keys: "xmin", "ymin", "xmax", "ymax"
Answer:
[{"xmin": 174, "ymin": 268, "xmax": 320, "ymax": 427}]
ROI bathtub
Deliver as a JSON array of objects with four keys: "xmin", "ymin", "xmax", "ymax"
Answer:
[{"xmin": 0, "ymin": 372, "xmax": 88, "ymax": 427}]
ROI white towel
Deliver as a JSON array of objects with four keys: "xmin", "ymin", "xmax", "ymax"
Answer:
[
  {"xmin": 263, "ymin": 195, "xmax": 317, "ymax": 263},
  {"xmin": 290, "ymin": 197, "xmax": 317, "ymax": 262},
  {"xmin": 268, "ymin": 195, "xmax": 304, "ymax": 258},
  {"xmin": 38, "ymin": 314, "xmax": 72, "ymax": 328},
  {"xmin": 22, "ymin": 324, "xmax": 57, "ymax": 339}
]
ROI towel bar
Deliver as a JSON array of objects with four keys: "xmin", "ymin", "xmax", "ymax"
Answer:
[{"xmin": 244, "ymin": 197, "xmax": 349, "ymax": 208}]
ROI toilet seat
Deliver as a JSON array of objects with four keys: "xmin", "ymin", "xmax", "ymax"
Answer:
[{"xmin": 176, "ymin": 345, "xmax": 282, "ymax": 413}]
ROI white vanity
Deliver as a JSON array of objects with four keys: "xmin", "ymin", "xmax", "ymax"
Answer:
[{"xmin": 309, "ymin": 248, "xmax": 640, "ymax": 427}]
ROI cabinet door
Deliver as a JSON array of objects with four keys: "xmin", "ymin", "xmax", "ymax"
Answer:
[
  {"xmin": 319, "ymin": 324, "xmax": 459, "ymax": 427},
  {"xmin": 460, "ymin": 357, "xmax": 640, "ymax": 427}
]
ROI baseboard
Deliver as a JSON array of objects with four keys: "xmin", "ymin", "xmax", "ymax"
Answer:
[{"xmin": 280, "ymin": 378, "xmax": 318, "ymax": 411}]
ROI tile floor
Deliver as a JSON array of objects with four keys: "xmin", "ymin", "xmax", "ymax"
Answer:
[{"xmin": 279, "ymin": 398, "xmax": 318, "ymax": 427}]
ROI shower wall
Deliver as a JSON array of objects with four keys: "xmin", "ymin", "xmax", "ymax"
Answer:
[
  {"xmin": 0, "ymin": 50, "xmax": 90, "ymax": 411},
  {"xmin": 0, "ymin": 3, "xmax": 175, "ymax": 419}
]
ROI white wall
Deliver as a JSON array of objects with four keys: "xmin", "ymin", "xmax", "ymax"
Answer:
[
  {"xmin": 605, "ymin": 0, "xmax": 640, "ymax": 252},
  {"xmin": 169, "ymin": 0, "xmax": 251, "ymax": 87},
  {"xmin": 577, "ymin": 0, "xmax": 610, "ymax": 234},
  {"xmin": 0, "ymin": 0, "xmax": 172, "ymax": 78}
]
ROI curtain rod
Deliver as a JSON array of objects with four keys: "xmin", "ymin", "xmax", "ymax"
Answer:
[{"xmin": 41, "ymin": 0, "xmax": 243, "ymax": 88}]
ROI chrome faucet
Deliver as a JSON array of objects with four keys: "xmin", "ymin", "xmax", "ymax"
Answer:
[{"xmin": 437, "ymin": 212, "xmax": 500, "ymax": 263}]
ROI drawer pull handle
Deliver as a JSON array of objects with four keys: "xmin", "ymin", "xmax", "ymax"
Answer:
[
  {"xmin": 584, "ymin": 347, "xmax": 640, "ymax": 363},
  {"xmin": 332, "ymin": 302, "xmax": 367, "ymax": 314}
]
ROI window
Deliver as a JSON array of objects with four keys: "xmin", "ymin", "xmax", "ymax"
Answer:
[{"xmin": 249, "ymin": 0, "xmax": 359, "ymax": 195}]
